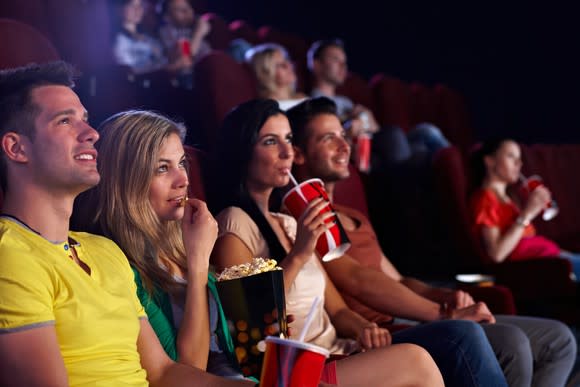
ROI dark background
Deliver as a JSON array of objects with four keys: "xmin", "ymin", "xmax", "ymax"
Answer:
[{"xmin": 208, "ymin": 1, "xmax": 580, "ymax": 145}]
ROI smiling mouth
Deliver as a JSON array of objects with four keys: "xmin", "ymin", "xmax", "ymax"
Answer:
[{"xmin": 75, "ymin": 154, "xmax": 95, "ymax": 160}]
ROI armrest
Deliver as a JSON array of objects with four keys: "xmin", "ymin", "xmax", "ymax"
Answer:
[
  {"xmin": 489, "ymin": 257, "xmax": 575, "ymax": 300},
  {"xmin": 458, "ymin": 284, "xmax": 517, "ymax": 315}
]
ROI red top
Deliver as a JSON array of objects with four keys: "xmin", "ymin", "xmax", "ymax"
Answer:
[{"xmin": 469, "ymin": 188, "xmax": 560, "ymax": 261}]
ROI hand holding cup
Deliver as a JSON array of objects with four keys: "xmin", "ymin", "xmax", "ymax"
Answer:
[
  {"xmin": 522, "ymin": 185, "xmax": 551, "ymax": 220},
  {"xmin": 283, "ymin": 178, "xmax": 351, "ymax": 262}
]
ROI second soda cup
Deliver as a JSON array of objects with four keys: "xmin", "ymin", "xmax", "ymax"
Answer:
[{"xmin": 282, "ymin": 178, "xmax": 351, "ymax": 261}]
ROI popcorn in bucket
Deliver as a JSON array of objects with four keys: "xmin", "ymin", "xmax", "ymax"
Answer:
[{"xmin": 216, "ymin": 258, "xmax": 287, "ymax": 379}]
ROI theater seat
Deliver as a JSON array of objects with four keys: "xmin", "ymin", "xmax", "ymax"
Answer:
[
  {"xmin": 192, "ymin": 51, "xmax": 258, "ymax": 150},
  {"xmin": 370, "ymin": 73, "xmax": 410, "ymax": 131},
  {"xmin": 336, "ymin": 72, "xmax": 375, "ymax": 115},
  {"xmin": 334, "ymin": 164, "xmax": 369, "ymax": 217},
  {"xmin": 433, "ymin": 84, "xmax": 473, "ymax": 150},
  {"xmin": 408, "ymin": 82, "xmax": 437, "ymax": 127},
  {"xmin": 0, "ymin": 18, "xmax": 59, "ymax": 69},
  {"xmin": 334, "ymin": 162, "xmax": 516, "ymax": 315}
]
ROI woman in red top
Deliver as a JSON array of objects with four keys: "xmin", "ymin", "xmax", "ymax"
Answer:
[{"xmin": 468, "ymin": 138, "xmax": 579, "ymax": 280}]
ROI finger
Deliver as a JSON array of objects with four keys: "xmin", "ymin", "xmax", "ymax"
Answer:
[
  {"xmin": 308, "ymin": 211, "xmax": 336, "ymax": 230},
  {"xmin": 302, "ymin": 199, "xmax": 331, "ymax": 225},
  {"xmin": 378, "ymin": 330, "xmax": 390, "ymax": 347},
  {"xmin": 371, "ymin": 328, "xmax": 382, "ymax": 348},
  {"xmin": 465, "ymin": 294, "xmax": 475, "ymax": 306},
  {"xmin": 361, "ymin": 328, "xmax": 372, "ymax": 350},
  {"xmin": 457, "ymin": 291, "xmax": 469, "ymax": 307},
  {"xmin": 298, "ymin": 197, "xmax": 325, "ymax": 220},
  {"xmin": 384, "ymin": 330, "xmax": 392, "ymax": 346}
]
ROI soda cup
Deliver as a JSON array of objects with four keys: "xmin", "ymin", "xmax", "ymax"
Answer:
[
  {"xmin": 521, "ymin": 174, "xmax": 559, "ymax": 221},
  {"xmin": 282, "ymin": 179, "xmax": 351, "ymax": 261},
  {"xmin": 260, "ymin": 336, "xmax": 329, "ymax": 387},
  {"xmin": 353, "ymin": 132, "xmax": 372, "ymax": 173},
  {"xmin": 178, "ymin": 37, "xmax": 191, "ymax": 57}
]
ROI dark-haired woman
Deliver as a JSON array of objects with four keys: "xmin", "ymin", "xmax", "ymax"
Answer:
[{"xmin": 469, "ymin": 138, "xmax": 580, "ymax": 280}]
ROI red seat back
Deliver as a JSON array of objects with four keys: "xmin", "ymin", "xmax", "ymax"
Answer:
[
  {"xmin": 370, "ymin": 73, "xmax": 410, "ymax": 131},
  {"xmin": 336, "ymin": 72, "xmax": 375, "ymax": 114},
  {"xmin": 408, "ymin": 82, "xmax": 437, "ymax": 127},
  {"xmin": 333, "ymin": 164, "xmax": 369, "ymax": 218},
  {"xmin": 433, "ymin": 84, "xmax": 473, "ymax": 149},
  {"xmin": 431, "ymin": 146, "xmax": 484, "ymax": 268},
  {"xmin": 192, "ymin": 51, "xmax": 258, "ymax": 149},
  {"xmin": 0, "ymin": 18, "xmax": 60, "ymax": 69}
]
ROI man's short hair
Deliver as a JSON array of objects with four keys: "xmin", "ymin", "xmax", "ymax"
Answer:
[
  {"xmin": 0, "ymin": 61, "xmax": 76, "ymax": 191},
  {"xmin": 286, "ymin": 96, "xmax": 338, "ymax": 148},
  {"xmin": 307, "ymin": 38, "xmax": 345, "ymax": 71}
]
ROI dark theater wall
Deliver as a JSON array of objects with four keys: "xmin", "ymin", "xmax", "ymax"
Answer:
[{"xmin": 209, "ymin": 0, "xmax": 580, "ymax": 144}]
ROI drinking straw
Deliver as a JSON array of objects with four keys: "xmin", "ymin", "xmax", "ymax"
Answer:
[
  {"xmin": 288, "ymin": 171, "xmax": 300, "ymax": 187},
  {"xmin": 297, "ymin": 296, "xmax": 321, "ymax": 342},
  {"xmin": 288, "ymin": 171, "xmax": 308, "ymax": 203}
]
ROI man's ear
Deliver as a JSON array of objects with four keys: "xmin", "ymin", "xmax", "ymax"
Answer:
[
  {"xmin": 312, "ymin": 59, "xmax": 322, "ymax": 76},
  {"xmin": 293, "ymin": 145, "xmax": 305, "ymax": 165},
  {"xmin": 2, "ymin": 132, "xmax": 29, "ymax": 163}
]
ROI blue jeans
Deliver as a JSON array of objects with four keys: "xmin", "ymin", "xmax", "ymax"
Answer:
[
  {"xmin": 559, "ymin": 250, "xmax": 580, "ymax": 281},
  {"xmin": 392, "ymin": 320, "xmax": 508, "ymax": 387}
]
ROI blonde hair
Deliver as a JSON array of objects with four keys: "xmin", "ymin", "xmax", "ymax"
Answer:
[
  {"xmin": 94, "ymin": 110, "xmax": 187, "ymax": 294},
  {"xmin": 245, "ymin": 43, "xmax": 294, "ymax": 99}
]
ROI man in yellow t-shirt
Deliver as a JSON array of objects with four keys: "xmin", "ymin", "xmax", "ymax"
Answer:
[
  {"xmin": 0, "ymin": 62, "xmax": 257, "ymax": 387},
  {"xmin": 0, "ymin": 218, "xmax": 148, "ymax": 385}
]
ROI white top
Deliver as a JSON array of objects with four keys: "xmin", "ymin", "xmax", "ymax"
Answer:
[{"xmin": 216, "ymin": 206, "xmax": 359, "ymax": 355}]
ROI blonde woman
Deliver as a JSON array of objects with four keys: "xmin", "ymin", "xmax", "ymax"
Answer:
[
  {"xmin": 245, "ymin": 43, "xmax": 306, "ymax": 110},
  {"xmin": 82, "ymin": 110, "xmax": 245, "ymax": 379}
]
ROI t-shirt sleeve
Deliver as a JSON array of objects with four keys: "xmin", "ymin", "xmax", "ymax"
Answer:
[
  {"xmin": 215, "ymin": 207, "xmax": 264, "ymax": 255},
  {"xmin": 471, "ymin": 191, "xmax": 501, "ymax": 228},
  {"xmin": 0, "ymin": 251, "xmax": 55, "ymax": 333}
]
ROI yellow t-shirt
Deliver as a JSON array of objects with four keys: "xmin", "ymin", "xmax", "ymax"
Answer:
[{"xmin": 0, "ymin": 218, "xmax": 148, "ymax": 386}]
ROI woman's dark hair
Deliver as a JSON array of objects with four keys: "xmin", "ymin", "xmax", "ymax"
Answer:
[
  {"xmin": 468, "ymin": 137, "xmax": 514, "ymax": 192},
  {"xmin": 206, "ymin": 98, "xmax": 287, "ymax": 261}
]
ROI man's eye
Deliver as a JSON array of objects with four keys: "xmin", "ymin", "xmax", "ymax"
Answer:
[{"xmin": 58, "ymin": 118, "xmax": 70, "ymax": 125}]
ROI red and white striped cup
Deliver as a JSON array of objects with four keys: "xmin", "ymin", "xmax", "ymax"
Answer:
[{"xmin": 282, "ymin": 178, "xmax": 351, "ymax": 261}]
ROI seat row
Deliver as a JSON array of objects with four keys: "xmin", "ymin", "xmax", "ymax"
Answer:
[{"xmin": 0, "ymin": 1, "xmax": 475, "ymax": 152}]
